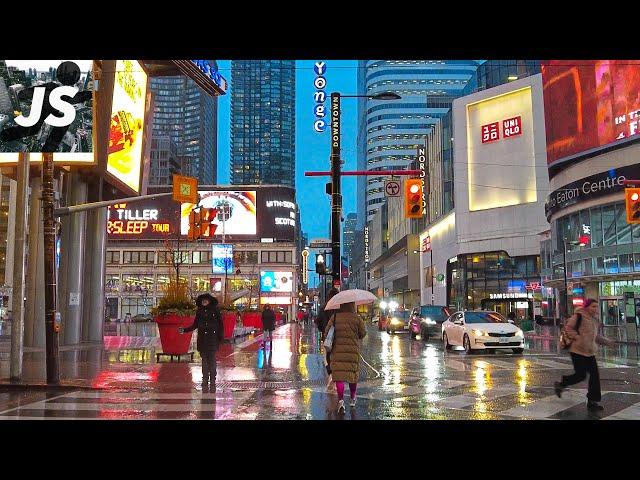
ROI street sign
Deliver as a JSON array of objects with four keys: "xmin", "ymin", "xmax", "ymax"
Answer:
[
  {"xmin": 310, "ymin": 238, "xmax": 332, "ymax": 249},
  {"xmin": 172, "ymin": 174, "xmax": 198, "ymax": 204},
  {"xmin": 385, "ymin": 180, "xmax": 401, "ymax": 197}
]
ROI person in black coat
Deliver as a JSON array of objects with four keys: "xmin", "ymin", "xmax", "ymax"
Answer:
[
  {"xmin": 261, "ymin": 304, "xmax": 276, "ymax": 346},
  {"xmin": 179, "ymin": 293, "xmax": 223, "ymax": 391},
  {"xmin": 315, "ymin": 288, "xmax": 339, "ymax": 376}
]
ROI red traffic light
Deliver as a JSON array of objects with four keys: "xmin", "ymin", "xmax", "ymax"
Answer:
[{"xmin": 404, "ymin": 179, "xmax": 423, "ymax": 219}]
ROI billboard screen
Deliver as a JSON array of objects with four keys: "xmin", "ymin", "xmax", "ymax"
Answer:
[
  {"xmin": 211, "ymin": 244, "xmax": 234, "ymax": 274},
  {"xmin": 180, "ymin": 190, "xmax": 257, "ymax": 237},
  {"xmin": 106, "ymin": 199, "xmax": 179, "ymax": 240},
  {"xmin": 259, "ymin": 186, "xmax": 297, "ymax": 241},
  {"xmin": 542, "ymin": 60, "xmax": 640, "ymax": 166},
  {"xmin": 0, "ymin": 60, "xmax": 94, "ymax": 163},
  {"xmin": 107, "ymin": 60, "xmax": 147, "ymax": 193},
  {"xmin": 260, "ymin": 271, "xmax": 293, "ymax": 293}
]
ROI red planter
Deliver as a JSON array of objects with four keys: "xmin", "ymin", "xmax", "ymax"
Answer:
[
  {"xmin": 154, "ymin": 313, "xmax": 195, "ymax": 355},
  {"xmin": 222, "ymin": 312, "xmax": 236, "ymax": 339},
  {"xmin": 242, "ymin": 311, "xmax": 262, "ymax": 330}
]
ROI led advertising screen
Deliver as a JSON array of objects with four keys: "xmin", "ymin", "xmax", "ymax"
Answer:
[
  {"xmin": 0, "ymin": 60, "xmax": 94, "ymax": 163},
  {"xmin": 180, "ymin": 190, "xmax": 257, "ymax": 237},
  {"xmin": 211, "ymin": 244, "xmax": 234, "ymax": 274},
  {"xmin": 259, "ymin": 186, "xmax": 297, "ymax": 241},
  {"xmin": 107, "ymin": 60, "xmax": 147, "ymax": 193},
  {"xmin": 542, "ymin": 60, "xmax": 640, "ymax": 166},
  {"xmin": 106, "ymin": 198, "xmax": 179, "ymax": 240},
  {"xmin": 260, "ymin": 271, "xmax": 293, "ymax": 293}
]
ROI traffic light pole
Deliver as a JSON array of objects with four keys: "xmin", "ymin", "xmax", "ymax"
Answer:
[{"xmin": 562, "ymin": 238, "xmax": 569, "ymax": 320}]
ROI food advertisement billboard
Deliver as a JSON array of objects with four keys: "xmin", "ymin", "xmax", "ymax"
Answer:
[
  {"xmin": 0, "ymin": 60, "xmax": 94, "ymax": 163},
  {"xmin": 260, "ymin": 271, "xmax": 293, "ymax": 293},
  {"xmin": 180, "ymin": 190, "xmax": 257, "ymax": 237},
  {"xmin": 107, "ymin": 60, "xmax": 148, "ymax": 193},
  {"xmin": 542, "ymin": 60, "xmax": 640, "ymax": 166}
]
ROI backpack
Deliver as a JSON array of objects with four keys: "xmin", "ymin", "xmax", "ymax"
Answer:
[{"xmin": 559, "ymin": 313, "xmax": 583, "ymax": 350}]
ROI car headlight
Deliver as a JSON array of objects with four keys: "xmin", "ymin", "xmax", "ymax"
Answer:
[
  {"xmin": 391, "ymin": 318, "xmax": 401, "ymax": 325},
  {"xmin": 425, "ymin": 318, "xmax": 436, "ymax": 325},
  {"xmin": 473, "ymin": 329, "xmax": 488, "ymax": 337},
  {"xmin": 515, "ymin": 328, "xmax": 523, "ymax": 337}
]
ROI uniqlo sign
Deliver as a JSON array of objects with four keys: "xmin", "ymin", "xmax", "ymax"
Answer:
[
  {"xmin": 503, "ymin": 116, "xmax": 522, "ymax": 138},
  {"xmin": 481, "ymin": 122, "xmax": 500, "ymax": 143}
]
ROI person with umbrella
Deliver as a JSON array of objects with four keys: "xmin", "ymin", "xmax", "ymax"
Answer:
[{"xmin": 323, "ymin": 289, "xmax": 375, "ymax": 413}]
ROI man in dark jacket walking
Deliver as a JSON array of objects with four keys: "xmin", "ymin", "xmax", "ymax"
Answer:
[
  {"xmin": 261, "ymin": 304, "xmax": 276, "ymax": 346},
  {"xmin": 179, "ymin": 293, "xmax": 223, "ymax": 392}
]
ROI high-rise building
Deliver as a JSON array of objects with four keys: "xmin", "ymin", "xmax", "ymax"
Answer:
[
  {"xmin": 476, "ymin": 60, "xmax": 540, "ymax": 91},
  {"xmin": 343, "ymin": 213, "xmax": 357, "ymax": 263},
  {"xmin": 148, "ymin": 136, "xmax": 179, "ymax": 187},
  {"xmin": 230, "ymin": 60, "xmax": 296, "ymax": 188},
  {"xmin": 149, "ymin": 64, "xmax": 218, "ymax": 185},
  {"xmin": 357, "ymin": 60, "xmax": 481, "ymax": 224}
]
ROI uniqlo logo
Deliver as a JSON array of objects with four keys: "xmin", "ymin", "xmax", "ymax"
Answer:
[
  {"xmin": 481, "ymin": 122, "xmax": 500, "ymax": 143},
  {"xmin": 503, "ymin": 116, "xmax": 522, "ymax": 138}
]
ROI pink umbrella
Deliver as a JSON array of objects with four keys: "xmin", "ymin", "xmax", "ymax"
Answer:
[{"xmin": 324, "ymin": 289, "xmax": 378, "ymax": 310}]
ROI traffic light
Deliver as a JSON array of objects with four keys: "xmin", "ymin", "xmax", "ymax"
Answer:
[
  {"xmin": 316, "ymin": 254, "xmax": 326, "ymax": 275},
  {"xmin": 404, "ymin": 179, "xmax": 423, "ymax": 219},
  {"xmin": 626, "ymin": 188, "xmax": 640, "ymax": 223},
  {"xmin": 200, "ymin": 207, "xmax": 218, "ymax": 238},
  {"xmin": 188, "ymin": 210, "xmax": 201, "ymax": 241}
]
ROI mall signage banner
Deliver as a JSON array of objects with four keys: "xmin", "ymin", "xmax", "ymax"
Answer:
[{"xmin": 545, "ymin": 163, "xmax": 640, "ymax": 219}]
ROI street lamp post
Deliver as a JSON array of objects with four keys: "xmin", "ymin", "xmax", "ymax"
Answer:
[{"xmin": 329, "ymin": 91, "xmax": 401, "ymax": 291}]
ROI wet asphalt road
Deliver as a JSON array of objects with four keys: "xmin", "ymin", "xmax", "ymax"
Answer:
[{"xmin": 1, "ymin": 322, "xmax": 639, "ymax": 420}]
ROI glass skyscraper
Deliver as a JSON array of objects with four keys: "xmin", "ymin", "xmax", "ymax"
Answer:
[
  {"xmin": 230, "ymin": 60, "xmax": 296, "ymax": 187},
  {"xmin": 149, "ymin": 65, "xmax": 218, "ymax": 185},
  {"xmin": 357, "ymin": 60, "xmax": 481, "ymax": 224}
]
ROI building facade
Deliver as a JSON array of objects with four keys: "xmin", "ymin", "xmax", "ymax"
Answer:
[
  {"xmin": 476, "ymin": 60, "xmax": 541, "ymax": 91},
  {"xmin": 148, "ymin": 136, "xmax": 179, "ymax": 187},
  {"xmin": 539, "ymin": 60, "xmax": 640, "ymax": 341},
  {"xmin": 149, "ymin": 68, "xmax": 218, "ymax": 185},
  {"xmin": 419, "ymin": 74, "xmax": 550, "ymax": 321},
  {"xmin": 230, "ymin": 60, "xmax": 296, "ymax": 188}
]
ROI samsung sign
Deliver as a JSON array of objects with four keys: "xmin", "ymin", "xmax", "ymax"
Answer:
[{"xmin": 545, "ymin": 164, "xmax": 640, "ymax": 219}]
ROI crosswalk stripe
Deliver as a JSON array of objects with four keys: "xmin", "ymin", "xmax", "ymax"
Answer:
[
  {"xmin": 499, "ymin": 389, "xmax": 588, "ymax": 419},
  {"xmin": 528, "ymin": 358, "xmax": 574, "ymax": 369},
  {"xmin": 24, "ymin": 401, "xmax": 220, "ymax": 412},
  {"xmin": 602, "ymin": 402, "xmax": 640, "ymax": 420},
  {"xmin": 437, "ymin": 386, "xmax": 521, "ymax": 409}
]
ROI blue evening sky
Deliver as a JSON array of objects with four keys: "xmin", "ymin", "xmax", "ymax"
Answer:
[{"xmin": 215, "ymin": 60, "xmax": 358, "ymax": 243}]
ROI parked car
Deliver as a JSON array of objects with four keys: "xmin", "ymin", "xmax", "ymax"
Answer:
[
  {"xmin": 441, "ymin": 311, "xmax": 525, "ymax": 354},
  {"xmin": 409, "ymin": 305, "xmax": 451, "ymax": 341},
  {"xmin": 131, "ymin": 313, "xmax": 153, "ymax": 322},
  {"xmin": 385, "ymin": 310, "xmax": 411, "ymax": 334}
]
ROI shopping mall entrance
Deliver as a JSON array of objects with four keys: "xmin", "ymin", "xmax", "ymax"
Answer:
[{"xmin": 481, "ymin": 298, "xmax": 533, "ymax": 321}]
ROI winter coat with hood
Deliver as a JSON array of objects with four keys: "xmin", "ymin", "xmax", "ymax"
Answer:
[
  {"xmin": 565, "ymin": 306, "xmax": 610, "ymax": 357},
  {"xmin": 324, "ymin": 311, "xmax": 366, "ymax": 383},
  {"xmin": 184, "ymin": 293, "xmax": 224, "ymax": 352},
  {"xmin": 261, "ymin": 307, "xmax": 276, "ymax": 331}
]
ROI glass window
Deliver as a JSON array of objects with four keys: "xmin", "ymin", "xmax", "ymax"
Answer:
[
  {"xmin": 634, "ymin": 253, "xmax": 640, "ymax": 271},
  {"xmin": 602, "ymin": 205, "xmax": 616, "ymax": 246},
  {"xmin": 105, "ymin": 274, "xmax": 120, "ymax": 294},
  {"xmin": 464, "ymin": 311, "xmax": 507, "ymax": 324},
  {"xmin": 106, "ymin": 251, "xmax": 120, "ymax": 264},
  {"xmin": 619, "ymin": 253, "xmax": 633, "ymax": 273},
  {"xmin": 605, "ymin": 255, "xmax": 619, "ymax": 274},
  {"xmin": 616, "ymin": 203, "xmax": 631, "ymax": 244},
  {"xmin": 594, "ymin": 257, "xmax": 605, "ymax": 275},
  {"xmin": 591, "ymin": 207, "xmax": 603, "ymax": 247},
  {"xmin": 584, "ymin": 257, "xmax": 593, "ymax": 276}
]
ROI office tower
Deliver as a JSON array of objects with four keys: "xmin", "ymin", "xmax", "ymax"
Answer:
[
  {"xmin": 149, "ymin": 136, "xmax": 180, "ymax": 187},
  {"xmin": 343, "ymin": 213, "xmax": 357, "ymax": 263},
  {"xmin": 357, "ymin": 60, "xmax": 481, "ymax": 223},
  {"xmin": 230, "ymin": 60, "xmax": 296, "ymax": 188},
  {"xmin": 149, "ymin": 63, "xmax": 218, "ymax": 185}
]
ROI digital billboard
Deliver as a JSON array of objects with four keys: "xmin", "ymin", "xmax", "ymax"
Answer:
[
  {"xmin": 211, "ymin": 244, "xmax": 234, "ymax": 274},
  {"xmin": 260, "ymin": 271, "xmax": 293, "ymax": 293},
  {"xmin": 0, "ymin": 60, "xmax": 94, "ymax": 163},
  {"xmin": 542, "ymin": 60, "xmax": 640, "ymax": 166},
  {"xmin": 107, "ymin": 60, "xmax": 148, "ymax": 193},
  {"xmin": 259, "ymin": 186, "xmax": 297, "ymax": 241},
  {"xmin": 180, "ymin": 190, "xmax": 257, "ymax": 237},
  {"xmin": 106, "ymin": 199, "xmax": 179, "ymax": 240}
]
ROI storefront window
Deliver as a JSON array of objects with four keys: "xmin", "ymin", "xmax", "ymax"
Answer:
[
  {"xmin": 616, "ymin": 203, "xmax": 632, "ymax": 244},
  {"xmin": 105, "ymin": 274, "xmax": 120, "ymax": 294},
  {"xmin": 595, "ymin": 257, "xmax": 605, "ymax": 275},
  {"xmin": 122, "ymin": 274, "xmax": 154, "ymax": 293},
  {"xmin": 619, "ymin": 253, "xmax": 633, "ymax": 273},
  {"xmin": 634, "ymin": 253, "xmax": 640, "ymax": 271},
  {"xmin": 604, "ymin": 255, "xmax": 619, "ymax": 274}
]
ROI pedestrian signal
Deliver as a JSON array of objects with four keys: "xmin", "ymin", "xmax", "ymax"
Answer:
[
  {"xmin": 625, "ymin": 188, "xmax": 640, "ymax": 224},
  {"xmin": 404, "ymin": 179, "xmax": 423, "ymax": 219},
  {"xmin": 188, "ymin": 210, "xmax": 201, "ymax": 241}
]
